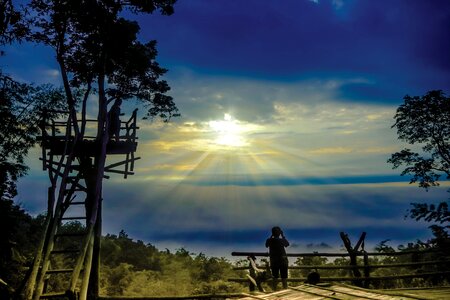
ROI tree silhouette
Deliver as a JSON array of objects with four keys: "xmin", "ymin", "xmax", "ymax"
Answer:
[
  {"xmin": 0, "ymin": 78, "xmax": 66, "ymax": 201},
  {"xmin": 1, "ymin": 0, "xmax": 66, "ymax": 204},
  {"xmin": 388, "ymin": 90, "xmax": 450, "ymax": 239}
]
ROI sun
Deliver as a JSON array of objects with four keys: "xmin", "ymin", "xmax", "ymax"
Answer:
[{"xmin": 209, "ymin": 113, "xmax": 248, "ymax": 147}]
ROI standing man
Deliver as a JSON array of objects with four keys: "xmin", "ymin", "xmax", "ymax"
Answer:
[
  {"xmin": 108, "ymin": 98, "xmax": 122, "ymax": 142},
  {"xmin": 265, "ymin": 226, "xmax": 289, "ymax": 290}
]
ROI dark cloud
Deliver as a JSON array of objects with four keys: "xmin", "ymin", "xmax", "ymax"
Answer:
[
  {"xmin": 338, "ymin": 82, "xmax": 399, "ymax": 103},
  {"xmin": 306, "ymin": 242, "xmax": 332, "ymax": 250},
  {"xmin": 138, "ymin": 0, "xmax": 450, "ymax": 103},
  {"xmin": 179, "ymin": 174, "xmax": 411, "ymax": 186},
  {"xmin": 126, "ymin": 226, "xmax": 431, "ymax": 251}
]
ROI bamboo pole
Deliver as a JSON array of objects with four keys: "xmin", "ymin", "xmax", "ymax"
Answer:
[
  {"xmin": 79, "ymin": 235, "xmax": 94, "ymax": 300},
  {"xmin": 23, "ymin": 186, "xmax": 55, "ymax": 300}
]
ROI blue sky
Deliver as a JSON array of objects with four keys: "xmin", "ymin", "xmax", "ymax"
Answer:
[{"xmin": 6, "ymin": 0, "xmax": 450, "ymax": 257}]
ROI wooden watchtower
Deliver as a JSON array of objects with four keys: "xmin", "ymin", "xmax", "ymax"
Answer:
[{"xmin": 24, "ymin": 109, "xmax": 140, "ymax": 300}]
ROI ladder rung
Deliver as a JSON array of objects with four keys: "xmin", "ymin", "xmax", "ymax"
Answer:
[
  {"xmin": 51, "ymin": 249, "xmax": 80, "ymax": 254},
  {"xmin": 54, "ymin": 232, "xmax": 86, "ymax": 238},
  {"xmin": 40, "ymin": 292, "xmax": 67, "ymax": 299},
  {"xmin": 69, "ymin": 201, "xmax": 85, "ymax": 205},
  {"xmin": 60, "ymin": 216, "xmax": 87, "ymax": 220},
  {"xmin": 46, "ymin": 268, "xmax": 74, "ymax": 274},
  {"xmin": 64, "ymin": 189, "xmax": 86, "ymax": 194}
]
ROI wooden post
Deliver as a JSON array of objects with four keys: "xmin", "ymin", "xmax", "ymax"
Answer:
[
  {"xmin": 363, "ymin": 251, "xmax": 370, "ymax": 288},
  {"xmin": 248, "ymin": 261, "xmax": 256, "ymax": 292},
  {"xmin": 340, "ymin": 232, "xmax": 366, "ymax": 287},
  {"xmin": 80, "ymin": 235, "xmax": 94, "ymax": 300},
  {"xmin": 24, "ymin": 187, "xmax": 55, "ymax": 300},
  {"xmin": 88, "ymin": 198, "xmax": 102, "ymax": 299}
]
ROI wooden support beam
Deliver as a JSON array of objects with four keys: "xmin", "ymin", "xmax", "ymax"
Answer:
[
  {"xmin": 104, "ymin": 169, "xmax": 134, "ymax": 176},
  {"xmin": 104, "ymin": 157, "xmax": 141, "ymax": 170},
  {"xmin": 42, "ymin": 163, "xmax": 87, "ymax": 192}
]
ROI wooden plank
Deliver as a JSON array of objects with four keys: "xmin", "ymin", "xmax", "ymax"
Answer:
[
  {"xmin": 235, "ymin": 265, "xmax": 360, "ymax": 270},
  {"xmin": 44, "ymin": 139, "xmax": 137, "ymax": 156},
  {"xmin": 104, "ymin": 169, "xmax": 134, "ymax": 176},
  {"xmin": 289, "ymin": 286, "xmax": 346, "ymax": 299},
  {"xmin": 234, "ymin": 284, "xmax": 427, "ymax": 300},
  {"xmin": 40, "ymin": 292, "xmax": 68, "ymax": 299},
  {"xmin": 331, "ymin": 285, "xmax": 418, "ymax": 300},
  {"xmin": 46, "ymin": 269, "xmax": 74, "ymax": 274},
  {"xmin": 98, "ymin": 293, "xmax": 245, "ymax": 299},
  {"xmin": 104, "ymin": 157, "xmax": 141, "ymax": 170},
  {"xmin": 369, "ymin": 286, "xmax": 450, "ymax": 300}
]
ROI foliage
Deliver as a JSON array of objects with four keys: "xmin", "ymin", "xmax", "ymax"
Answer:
[
  {"xmin": 388, "ymin": 90, "xmax": 450, "ymax": 189},
  {"xmin": 0, "ymin": 0, "xmax": 28, "ymax": 45},
  {"xmin": 1, "ymin": 0, "xmax": 67, "ymax": 204},
  {"xmin": 0, "ymin": 75, "xmax": 67, "ymax": 201},
  {"xmin": 388, "ymin": 90, "xmax": 450, "ymax": 236},
  {"xmin": 0, "ymin": 199, "xmax": 44, "ymax": 292},
  {"xmin": 28, "ymin": 0, "xmax": 179, "ymax": 126},
  {"xmin": 99, "ymin": 233, "xmax": 244, "ymax": 297}
]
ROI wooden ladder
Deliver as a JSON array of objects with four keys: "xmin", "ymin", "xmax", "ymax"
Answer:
[{"xmin": 25, "ymin": 112, "xmax": 96, "ymax": 300}]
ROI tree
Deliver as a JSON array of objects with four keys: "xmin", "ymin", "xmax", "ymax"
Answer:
[
  {"xmin": 0, "ymin": 77, "xmax": 66, "ymax": 201},
  {"xmin": 0, "ymin": 199, "xmax": 44, "ymax": 295},
  {"xmin": 388, "ymin": 90, "xmax": 450, "ymax": 238}
]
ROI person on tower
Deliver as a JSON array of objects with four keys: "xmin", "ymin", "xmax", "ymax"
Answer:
[{"xmin": 108, "ymin": 98, "xmax": 122, "ymax": 142}]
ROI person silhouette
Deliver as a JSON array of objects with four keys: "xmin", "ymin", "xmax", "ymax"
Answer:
[
  {"xmin": 108, "ymin": 99, "xmax": 122, "ymax": 142},
  {"xmin": 265, "ymin": 226, "xmax": 289, "ymax": 290}
]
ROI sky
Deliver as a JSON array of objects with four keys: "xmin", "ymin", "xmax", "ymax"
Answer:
[{"xmin": 4, "ymin": 0, "xmax": 450, "ymax": 258}]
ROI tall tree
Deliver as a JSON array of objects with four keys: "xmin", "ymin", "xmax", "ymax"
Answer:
[{"xmin": 388, "ymin": 90, "xmax": 450, "ymax": 240}]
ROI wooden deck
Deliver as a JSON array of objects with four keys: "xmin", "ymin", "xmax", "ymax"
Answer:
[{"xmin": 233, "ymin": 283, "xmax": 450, "ymax": 300}]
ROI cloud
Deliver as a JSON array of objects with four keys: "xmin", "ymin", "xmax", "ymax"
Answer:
[
  {"xmin": 165, "ymin": 70, "xmax": 397, "ymax": 126},
  {"xmin": 140, "ymin": 0, "xmax": 450, "ymax": 100},
  {"xmin": 309, "ymin": 147, "xmax": 353, "ymax": 155},
  {"xmin": 96, "ymin": 178, "xmax": 445, "ymax": 251}
]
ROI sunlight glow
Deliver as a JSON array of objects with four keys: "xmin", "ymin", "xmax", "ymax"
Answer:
[{"xmin": 209, "ymin": 113, "xmax": 248, "ymax": 147}]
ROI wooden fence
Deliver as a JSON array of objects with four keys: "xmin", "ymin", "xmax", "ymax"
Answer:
[{"xmin": 229, "ymin": 247, "xmax": 450, "ymax": 291}]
